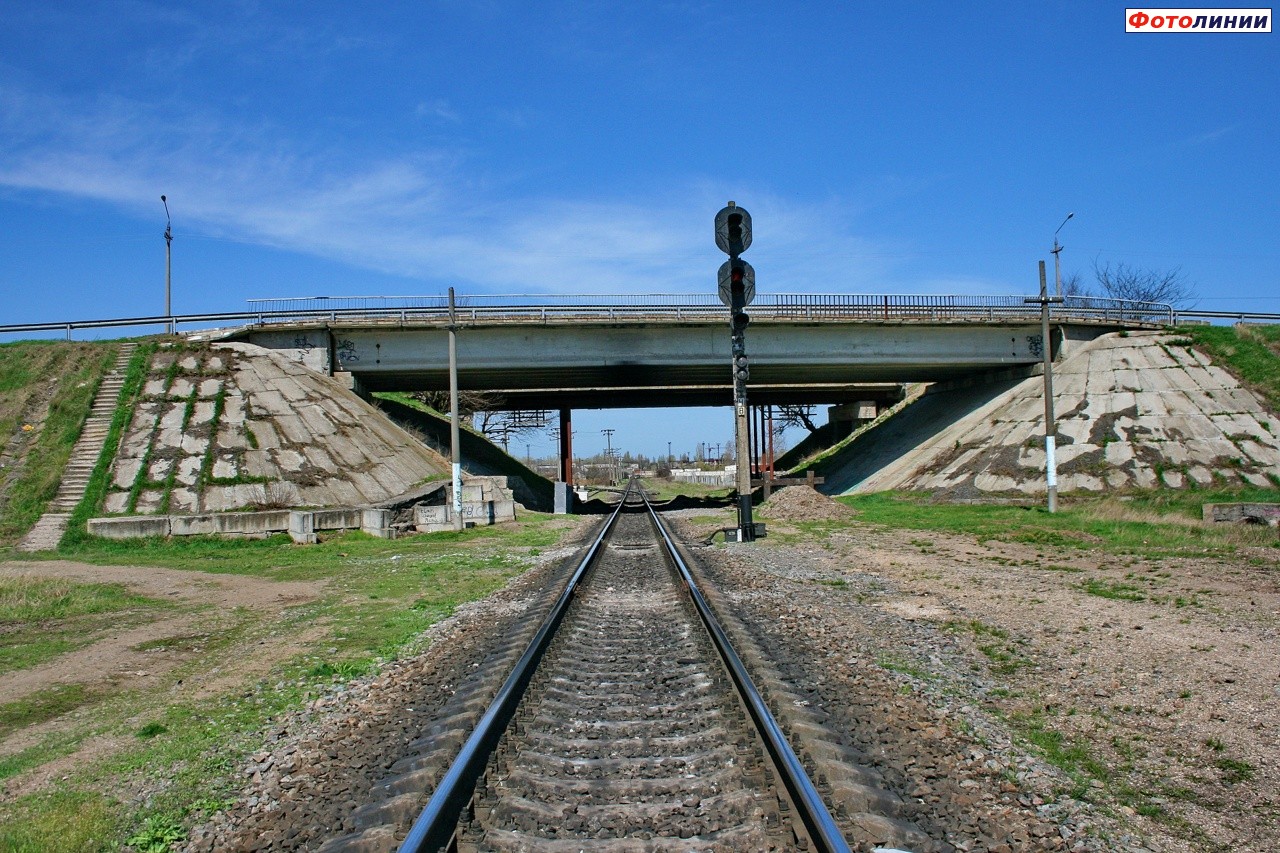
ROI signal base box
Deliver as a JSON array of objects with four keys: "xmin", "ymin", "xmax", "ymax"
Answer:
[{"xmin": 725, "ymin": 523, "xmax": 768, "ymax": 543}]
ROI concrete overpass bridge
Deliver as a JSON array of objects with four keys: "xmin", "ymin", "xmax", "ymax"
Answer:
[{"xmin": 210, "ymin": 292, "xmax": 1173, "ymax": 410}]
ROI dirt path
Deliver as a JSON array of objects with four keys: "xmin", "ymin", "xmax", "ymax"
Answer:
[
  {"xmin": 0, "ymin": 560, "xmax": 324, "ymax": 704},
  {"xmin": 0, "ymin": 560, "xmax": 327, "ymax": 801}
]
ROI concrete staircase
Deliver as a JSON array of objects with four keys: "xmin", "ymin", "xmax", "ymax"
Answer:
[{"xmin": 17, "ymin": 343, "xmax": 137, "ymax": 552}]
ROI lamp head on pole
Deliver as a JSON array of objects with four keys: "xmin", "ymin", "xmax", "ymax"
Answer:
[
  {"xmin": 1053, "ymin": 211, "xmax": 1073, "ymax": 247},
  {"xmin": 161, "ymin": 195, "xmax": 172, "ymax": 244}
]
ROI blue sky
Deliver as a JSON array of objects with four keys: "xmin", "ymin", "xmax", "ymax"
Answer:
[{"xmin": 1, "ymin": 2, "xmax": 1276, "ymax": 458}]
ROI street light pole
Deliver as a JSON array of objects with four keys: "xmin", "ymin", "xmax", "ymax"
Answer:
[
  {"xmin": 1052, "ymin": 212, "xmax": 1073, "ymax": 298},
  {"xmin": 161, "ymin": 195, "xmax": 173, "ymax": 334}
]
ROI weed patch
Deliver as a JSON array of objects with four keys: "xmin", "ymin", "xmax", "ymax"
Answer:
[
  {"xmin": 1078, "ymin": 578, "xmax": 1146, "ymax": 602},
  {"xmin": 0, "ymin": 684, "xmax": 102, "ymax": 738}
]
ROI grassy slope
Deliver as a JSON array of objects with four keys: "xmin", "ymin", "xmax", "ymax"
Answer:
[
  {"xmin": 0, "ymin": 341, "xmax": 116, "ymax": 546},
  {"xmin": 1176, "ymin": 323, "xmax": 1280, "ymax": 412}
]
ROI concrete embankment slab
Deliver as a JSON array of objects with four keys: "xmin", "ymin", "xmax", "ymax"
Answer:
[
  {"xmin": 818, "ymin": 331, "xmax": 1280, "ymax": 497},
  {"xmin": 99, "ymin": 342, "xmax": 449, "ymax": 517}
]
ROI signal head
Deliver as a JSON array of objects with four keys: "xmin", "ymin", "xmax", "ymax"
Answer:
[{"xmin": 714, "ymin": 204, "xmax": 752, "ymax": 255}]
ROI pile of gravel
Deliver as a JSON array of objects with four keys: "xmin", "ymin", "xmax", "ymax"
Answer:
[{"xmin": 756, "ymin": 485, "xmax": 856, "ymax": 522}]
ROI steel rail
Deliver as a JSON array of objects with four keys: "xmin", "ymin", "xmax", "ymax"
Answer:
[
  {"xmin": 640, "ymin": 491, "xmax": 853, "ymax": 853},
  {"xmin": 396, "ymin": 492, "xmax": 629, "ymax": 853}
]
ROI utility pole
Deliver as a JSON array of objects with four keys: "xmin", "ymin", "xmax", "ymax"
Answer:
[
  {"xmin": 1025, "ymin": 261, "xmax": 1064, "ymax": 512},
  {"xmin": 601, "ymin": 429, "xmax": 615, "ymax": 484},
  {"xmin": 1052, "ymin": 212, "xmax": 1073, "ymax": 298},
  {"xmin": 161, "ymin": 195, "xmax": 173, "ymax": 334},
  {"xmin": 715, "ymin": 201, "xmax": 762, "ymax": 542},
  {"xmin": 448, "ymin": 288, "xmax": 464, "ymax": 531}
]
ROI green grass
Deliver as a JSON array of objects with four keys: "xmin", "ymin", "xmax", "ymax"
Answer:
[
  {"xmin": 838, "ymin": 490, "xmax": 1280, "ymax": 559},
  {"xmin": 945, "ymin": 619, "xmax": 1032, "ymax": 675},
  {"xmin": 1176, "ymin": 324, "xmax": 1280, "ymax": 411},
  {"xmin": 0, "ymin": 340, "xmax": 117, "ymax": 546},
  {"xmin": 0, "ymin": 791, "xmax": 125, "ymax": 853},
  {"xmin": 640, "ymin": 477, "xmax": 734, "ymax": 501},
  {"xmin": 0, "ymin": 684, "xmax": 102, "ymax": 739},
  {"xmin": 0, "ymin": 512, "xmax": 585, "ymax": 849},
  {"xmin": 63, "ymin": 342, "xmax": 157, "ymax": 547},
  {"xmin": 1216, "ymin": 757, "xmax": 1255, "ymax": 784},
  {"xmin": 1010, "ymin": 710, "xmax": 1111, "ymax": 799},
  {"xmin": 0, "ymin": 576, "xmax": 174, "ymax": 675},
  {"xmin": 1078, "ymin": 578, "xmax": 1147, "ymax": 602}
]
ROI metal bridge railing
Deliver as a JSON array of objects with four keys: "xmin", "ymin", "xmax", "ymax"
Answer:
[
  {"xmin": 240, "ymin": 293, "xmax": 1178, "ymax": 325},
  {"xmin": 10, "ymin": 293, "xmax": 1280, "ymax": 338}
]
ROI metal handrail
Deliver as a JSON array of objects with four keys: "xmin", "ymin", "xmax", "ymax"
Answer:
[
  {"xmin": 1, "ymin": 292, "xmax": 1201, "ymax": 338},
  {"xmin": 8, "ymin": 293, "xmax": 1280, "ymax": 339}
]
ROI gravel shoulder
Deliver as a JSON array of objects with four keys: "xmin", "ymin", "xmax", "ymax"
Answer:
[{"xmin": 679, "ymin": 496, "xmax": 1279, "ymax": 853}]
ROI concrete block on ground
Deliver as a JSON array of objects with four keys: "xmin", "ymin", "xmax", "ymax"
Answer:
[
  {"xmin": 361, "ymin": 508, "xmax": 394, "ymax": 539},
  {"xmin": 88, "ymin": 516, "xmax": 171, "ymax": 539},
  {"xmin": 274, "ymin": 414, "xmax": 312, "ymax": 444},
  {"xmin": 221, "ymin": 392, "xmax": 245, "ymax": 425},
  {"xmin": 297, "ymin": 404, "xmax": 338, "ymax": 436},
  {"xmin": 245, "ymin": 420, "xmax": 281, "ymax": 449},
  {"xmin": 176, "ymin": 455, "xmax": 203, "ymax": 485},
  {"xmin": 275, "ymin": 448, "xmax": 305, "ymax": 473},
  {"xmin": 289, "ymin": 511, "xmax": 317, "ymax": 544},
  {"xmin": 554, "ymin": 481, "xmax": 574, "ymax": 514},
  {"xmin": 415, "ymin": 504, "xmax": 451, "ymax": 529},
  {"xmin": 191, "ymin": 400, "xmax": 216, "ymax": 425},
  {"xmin": 314, "ymin": 508, "xmax": 364, "ymax": 531},
  {"xmin": 171, "ymin": 514, "xmax": 218, "ymax": 536},
  {"xmin": 214, "ymin": 511, "xmax": 291, "ymax": 536},
  {"xmin": 135, "ymin": 489, "xmax": 165, "ymax": 514},
  {"xmin": 489, "ymin": 499, "xmax": 516, "ymax": 523},
  {"xmin": 1204, "ymin": 503, "xmax": 1280, "ymax": 525}
]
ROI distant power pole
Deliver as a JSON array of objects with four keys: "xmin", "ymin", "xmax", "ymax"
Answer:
[
  {"xmin": 1026, "ymin": 261, "xmax": 1064, "ymax": 512},
  {"xmin": 601, "ymin": 429, "xmax": 615, "ymax": 484},
  {"xmin": 448, "ymin": 288, "xmax": 464, "ymax": 531}
]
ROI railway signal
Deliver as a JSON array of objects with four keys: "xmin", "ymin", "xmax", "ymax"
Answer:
[{"xmin": 714, "ymin": 202, "xmax": 763, "ymax": 543}]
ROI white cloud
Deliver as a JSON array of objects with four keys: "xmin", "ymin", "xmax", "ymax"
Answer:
[{"xmin": 0, "ymin": 84, "xmax": 913, "ymax": 298}]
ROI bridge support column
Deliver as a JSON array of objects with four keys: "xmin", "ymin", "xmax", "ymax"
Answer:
[
  {"xmin": 558, "ymin": 408, "xmax": 573, "ymax": 486},
  {"xmin": 555, "ymin": 408, "xmax": 574, "ymax": 515}
]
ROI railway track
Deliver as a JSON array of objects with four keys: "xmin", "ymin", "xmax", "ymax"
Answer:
[{"xmin": 320, "ymin": 482, "xmax": 926, "ymax": 853}]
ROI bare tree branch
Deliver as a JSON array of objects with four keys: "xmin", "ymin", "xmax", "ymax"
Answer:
[
  {"xmin": 1093, "ymin": 261, "xmax": 1195, "ymax": 307},
  {"xmin": 773, "ymin": 404, "xmax": 820, "ymax": 434}
]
